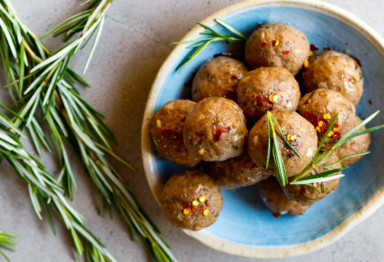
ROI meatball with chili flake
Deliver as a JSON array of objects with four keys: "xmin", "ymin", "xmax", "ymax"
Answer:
[
  {"xmin": 302, "ymin": 50, "xmax": 363, "ymax": 105},
  {"xmin": 245, "ymin": 22, "xmax": 310, "ymax": 75},
  {"xmin": 248, "ymin": 109, "xmax": 318, "ymax": 177},
  {"xmin": 237, "ymin": 66, "xmax": 301, "ymax": 122},
  {"xmin": 161, "ymin": 170, "xmax": 223, "ymax": 230},
  {"xmin": 260, "ymin": 177, "xmax": 313, "ymax": 216},
  {"xmin": 298, "ymin": 88, "xmax": 355, "ymax": 149},
  {"xmin": 192, "ymin": 56, "xmax": 247, "ymax": 102},
  {"xmin": 183, "ymin": 97, "xmax": 248, "ymax": 161},
  {"xmin": 150, "ymin": 100, "xmax": 201, "ymax": 166}
]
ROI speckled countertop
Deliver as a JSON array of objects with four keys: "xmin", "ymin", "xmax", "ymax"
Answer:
[{"xmin": 1, "ymin": 0, "xmax": 384, "ymax": 261}]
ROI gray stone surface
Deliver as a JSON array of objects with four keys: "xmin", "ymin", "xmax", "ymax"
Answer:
[{"xmin": 1, "ymin": 0, "xmax": 384, "ymax": 261}]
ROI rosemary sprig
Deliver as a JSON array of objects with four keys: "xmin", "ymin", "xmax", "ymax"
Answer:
[
  {"xmin": 0, "ymin": 232, "xmax": 16, "ymax": 262},
  {"xmin": 290, "ymin": 111, "xmax": 384, "ymax": 186},
  {"xmin": 0, "ymin": 1, "xmax": 177, "ymax": 261},
  {"xmin": 173, "ymin": 18, "xmax": 246, "ymax": 71},
  {"xmin": 0, "ymin": 112, "xmax": 114, "ymax": 261}
]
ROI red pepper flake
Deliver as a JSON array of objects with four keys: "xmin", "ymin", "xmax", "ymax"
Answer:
[
  {"xmin": 301, "ymin": 187, "xmax": 306, "ymax": 194},
  {"xmin": 191, "ymin": 207, "xmax": 197, "ymax": 213},
  {"xmin": 213, "ymin": 127, "xmax": 232, "ymax": 142},
  {"xmin": 304, "ymin": 111, "xmax": 310, "ymax": 119},
  {"xmin": 332, "ymin": 131, "xmax": 341, "ymax": 139},
  {"xmin": 272, "ymin": 212, "xmax": 280, "ymax": 218},
  {"xmin": 334, "ymin": 123, "xmax": 340, "ymax": 129},
  {"xmin": 272, "ymin": 40, "xmax": 277, "ymax": 46},
  {"xmin": 323, "ymin": 47, "xmax": 332, "ymax": 51},
  {"xmin": 251, "ymin": 94, "xmax": 256, "ymax": 98},
  {"xmin": 314, "ymin": 182, "xmax": 321, "ymax": 188},
  {"xmin": 261, "ymin": 41, "xmax": 267, "ymax": 47},
  {"xmin": 161, "ymin": 129, "xmax": 183, "ymax": 146},
  {"xmin": 283, "ymin": 50, "xmax": 290, "ymax": 55},
  {"xmin": 183, "ymin": 202, "xmax": 190, "ymax": 208},
  {"xmin": 200, "ymin": 205, "xmax": 204, "ymax": 212},
  {"xmin": 256, "ymin": 95, "xmax": 263, "ymax": 106},
  {"xmin": 244, "ymin": 109, "xmax": 252, "ymax": 116},
  {"xmin": 351, "ymin": 55, "xmax": 362, "ymax": 67},
  {"xmin": 243, "ymin": 161, "xmax": 251, "ymax": 168},
  {"xmin": 368, "ymin": 99, "xmax": 373, "ymax": 105},
  {"xmin": 310, "ymin": 44, "xmax": 319, "ymax": 51}
]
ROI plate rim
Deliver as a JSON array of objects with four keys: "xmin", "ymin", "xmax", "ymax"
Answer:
[{"xmin": 141, "ymin": 0, "xmax": 384, "ymax": 258}]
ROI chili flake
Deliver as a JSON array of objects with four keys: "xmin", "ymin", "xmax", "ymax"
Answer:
[
  {"xmin": 191, "ymin": 207, "xmax": 197, "ymax": 213},
  {"xmin": 192, "ymin": 200, "xmax": 199, "ymax": 207},
  {"xmin": 203, "ymin": 209, "xmax": 210, "ymax": 216},
  {"xmin": 272, "ymin": 39, "xmax": 279, "ymax": 46},
  {"xmin": 272, "ymin": 212, "xmax": 280, "ymax": 218},
  {"xmin": 243, "ymin": 161, "xmax": 251, "ymax": 168},
  {"xmin": 323, "ymin": 113, "xmax": 331, "ymax": 120},
  {"xmin": 199, "ymin": 195, "xmax": 206, "ymax": 203},
  {"xmin": 261, "ymin": 41, "xmax": 267, "ymax": 47},
  {"xmin": 283, "ymin": 50, "xmax": 290, "ymax": 55},
  {"xmin": 332, "ymin": 131, "xmax": 341, "ymax": 139}
]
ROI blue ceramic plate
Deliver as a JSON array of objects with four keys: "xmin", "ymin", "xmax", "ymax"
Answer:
[{"xmin": 141, "ymin": 0, "xmax": 384, "ymax": 258}]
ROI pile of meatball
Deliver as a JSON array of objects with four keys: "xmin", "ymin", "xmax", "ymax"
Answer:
[{"xmin": 151, "ymin": 22, "xmax": 371, "ymax": 230}]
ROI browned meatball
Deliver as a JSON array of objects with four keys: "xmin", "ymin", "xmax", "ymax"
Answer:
[
  {"xmin": 245, "ymin": 22, "xmax": 310, "ymax": 75},
  {"xmin": 150, "ymin": 100, "xmax": 201, "ymax": 166},
  {"xmin": 298, "ymin": 89, "xmax": 355, "ymax": 149},
  {"xmin": 183, "ymin": 97, "xmax": 248, "ymax": 161},
  {"xmin": 335, "ymin": 116, "xmax": 371, "ymax": 166},
  {"xmin": 192, "ymin": 56, "xmax": 247, "ymax": 102},
  {"xmin": 259, "ymin": 177, "xmax": 313, "ymax": 216},
  {"xmin": 248, "ymin": 109, "xmax": 318, "ymax": 177},
  {"xmin": 283, "ymin": 153, "xmax": 342, "ymax": 203},
  {"xmin": 237, "ymin": 66, "xmax": 300, "ymax": 121},
  {"xmin": 160, "ymin": 170, "xmax": 223, "ymax": 230},
  {"xmin": 303, "ymin": 51, "xmax": 363, "ymax": 105},
  {"xmin": 205, "ymin": 151, "xmax": 270, "ymax": 189}
]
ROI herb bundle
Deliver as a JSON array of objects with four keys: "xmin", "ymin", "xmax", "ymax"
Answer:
[
  {"xmin": 0, "ymin": 232, "xmax": 16, "ymax": 262},
  {"xmin": 0, "ymin": 0, "xmax": 176, "ymax": 261}
]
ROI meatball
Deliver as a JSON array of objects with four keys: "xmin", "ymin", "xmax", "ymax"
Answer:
[
  {"xmin": 259, "ymin": 177, "xmax": 313, "ymax": 216},
  {"xmin": 248, "ymin": 109, "xmax": 318, "ymax": 177},
  {"xmin": 192, "ymin": 56, "xmax": 248, "ymax": 102},
  {"xmin": 335, "ymin": 116, "xmax": 371, "ymax": 166},
  {"xmin": 160, "ymin": 170, "xmax": 223, "ymax": 230},
  {"xmin": 237, "ymin": 66, "xmax": 301, "ymax": 121},
  {"xmin": 245, "ymin": 22, "xmax": 310, "ymax": 75},
  {"xmin": 283, "ymin": 153, "xmax": 342, "ymax": 202},
  {"xmin": 303, "ymin": 51, "xmax": 363, "ymax": 105},
  {"xmin": 150, "ymin": 100, "xmax": 200, "ymax": 166},
  {"xmin": 298, "ymin": 89, "xmax": 355, "ymax": 149},
  {"xmin": 205, "ymin": 151, "xmax": 270, "ymax": 189},
  {"xmin": 183, "ymin": 97, "xmax": 248, "ymax": 161}
]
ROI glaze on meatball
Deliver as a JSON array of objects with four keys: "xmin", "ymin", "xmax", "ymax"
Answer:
[
  {"xmin": 205, "ymin": 151, "xmax": 270, "ymax": 189},
  {"xmin": 237, "ymin": 66, "xmax": 301, "ymax": 122},
  {"xmin": 283, "ymin": 153, "xmax": 342, "ymax": 203},
  {"xmin": 248, "ymin": 109, "xmax": 317, "ymax": 177},
  {"xmin": 259, "ymin": 177, "xmax": 313, "ymax": 216},
  {"xmin": 192, "ymin": 56, "xmax": 247, "ymax": 102},
  {"xmin": 183, "ymin": 97, "xmax": 248, "ymax": 161},
  {"xmin": 335, "ymin": 116, "xmax": 371, "ymax": 166},
  {"xmin": 245, "ymin": 22, "xmax": 310, "ymax": 75},
  {"xmin": 298, "ymin": 89, "xmax": 355, "ymax": 149},
  {"xmin": 303, "ymin": 51, "xmax": 363, "ymax": 105},
  {"xmin": 160, "ymin": 170, "xmax": 223, "ymax": 230},
  {"xmin": 150, "ymin": 100, "xmax": 200, "ymax": 166}
]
